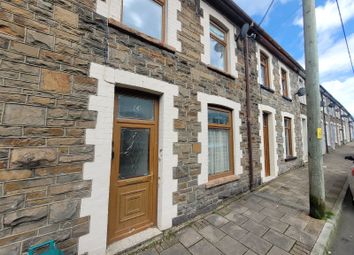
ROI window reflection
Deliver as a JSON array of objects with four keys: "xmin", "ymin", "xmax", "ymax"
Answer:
[
  {"xmin": 118, "ymin": 94, "xmax": 154, "ymax": 120},
  {"xmin": 122, "ymin": 0, "xmax": 163, "ymax": 40},
  {"xmin": 210, "ymin": 22, "xmax": 227, "ymax": 71}
]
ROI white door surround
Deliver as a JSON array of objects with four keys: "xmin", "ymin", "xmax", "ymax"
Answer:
[
  {"xmin": 78, "ymin": 63, "xmax": 178, "ymax": 255},
  {"xmin": 259, "ymin": 105, "xmax": 279, "ymax": 182}
]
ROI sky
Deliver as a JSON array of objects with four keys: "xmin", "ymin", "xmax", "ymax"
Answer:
[{"xmin": 234, "ymin": 0, "xmax": 354, "ymax": 116}]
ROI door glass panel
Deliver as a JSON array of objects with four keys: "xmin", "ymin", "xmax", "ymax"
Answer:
[
  {"xmin": 118, "ymin": 94, "xmax": 154, "ymax": 120},
  {"xmin": 119, "ymin": 128, "xmax": 150, "ymax": 179}
]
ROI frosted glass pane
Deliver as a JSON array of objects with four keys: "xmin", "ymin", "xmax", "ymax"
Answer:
[{"xmin": 119, "ymin": 128, "xmax": 150, "ymax": 179}]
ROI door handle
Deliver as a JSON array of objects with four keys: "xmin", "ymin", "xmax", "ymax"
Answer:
[{"xmin": 112, "ymin": 150, "xmax": 114, "ymax": 159}]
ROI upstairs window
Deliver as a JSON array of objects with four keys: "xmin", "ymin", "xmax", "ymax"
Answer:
[
  {"xmin": 210, "ymin": 22, "xmax": 227, "ymax": 71},
  {"xmin": 260, "ymin": 52, "xmax": 270, "ymax": 87},
  {"xmin": 284, "ymin": 117, "xmax": 293, "ymax": 158},
  {"xmin": 122, "ymin": 0, "xmax": 165, "ymax": 40},
  {"xmin": 281, "ymin": 68, "xmax": 289, "ymax": 97},
  {"xmin": 208, "ymin": 106, "xmax": 234, "ymax": 180}
]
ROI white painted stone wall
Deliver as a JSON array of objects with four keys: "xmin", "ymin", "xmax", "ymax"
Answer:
[
  {"xmin": 256, "ymin": 43, "xmax": 275, "ymax": 90},
  {"xmin": 79, "ymin": 63, "xmax": 178, "ymax": 255},
  {"xmin": 200, "ymin": 1, "xmax": 238, "ymax": 77},
  {"xmin": 197, "ymin": 92, "xmax": 243, "ymax": 185},
  {"xmin": 258, "ymin": 105, "xmax": 279, "ymax": 182},
  {"xmin": 281, "ymin": 111, "xmax": 296, "ymax": 159}
]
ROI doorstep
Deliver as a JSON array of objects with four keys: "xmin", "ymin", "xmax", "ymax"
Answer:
[{"xmin": 106, "ymin": 228, "xmax": 162, "ymax": 255}]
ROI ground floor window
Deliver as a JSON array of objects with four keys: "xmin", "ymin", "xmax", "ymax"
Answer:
[
  {"xmin": 208, "ymin": 106, "xmax": 234, "ymax": 180},
  {"xmin": 284, "ymin": 117, "xmax": 293, "ymax": 158}
]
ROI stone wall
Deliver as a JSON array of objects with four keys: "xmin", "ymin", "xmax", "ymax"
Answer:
[
  {"xmin": 255, "ymin": 43, "xmax": 305, "ymax": 176},
  {"xmin": 0, "ymin": 1, "xmax": 99, "ymax": 254}
]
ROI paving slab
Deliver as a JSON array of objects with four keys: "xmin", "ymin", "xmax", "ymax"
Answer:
[
  {"xmin": 263, "ymin": 229, "xmax": 295, "ymax": 251},
  {"xmin": 241, "ymin": 219, "xmax": 269, "ymax": 236},
  {"xmin": 198, "ymin": 225, "xmax": 225, "ymax": 243},
  {"xmin": 205, "ymin": 213, "xmax": 229, "ymax": 227},
  {"xmin": 178, "ymin": 227, "xmax": 203, "ymax": 248},
  {"xmin": 160, "ymin": 243, "xmax": 190, "ymax": 255},
  {"xmin": 215, "ymin": 235, "xmax": 248, "ymax": 255},
  {"xmin": 267, "ymin": 246, "xmax": 291, "ymax": 255},
  {"xmin": 243, "ymin": 209, "xmax": 267, "ymax": 223},
  {"xmin": 261, "ymin": 217, "xmax": 289, "ymax": 233},
  {"xmin": 240, "ymin": 232, "xmax": 272, "ymax": 255},
  {"xmin": 225, "ymin": 211, "xmax": 249, "ymax": 225},
  {"xmin": 220, "ymin": 222, "xmax": 249, "ymax": 241},
  {"xmin": 189, "ymin": 239, "xmax": 222, "ymax": 255}
]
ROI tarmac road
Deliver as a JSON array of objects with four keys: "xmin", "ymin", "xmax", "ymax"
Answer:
[{"xmin": 329, "ymin": 189, "xmax": 354, "ymax": 255}]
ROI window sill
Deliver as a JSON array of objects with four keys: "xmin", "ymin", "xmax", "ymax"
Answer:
[
  {"xmin": 285, "ymin": 156, "xmax": 297, "ymax": 162},
  {"xmin": 282, "ymin": 96, "xmax": 293, "ymax": 102},
  {"xmin": 207, "ymin": 65, "xmax": 236, "ymax": 80},
  {"xmin": 260, "ymin": 84, "xmax": 275, "ymax": 93},
  {"xmin": 108, "ymin": 18, "xmax": 176, "ymax": 54},
  {"xmin": 205, "ymin": 175, "xmax": 240, "ymax": 189}
]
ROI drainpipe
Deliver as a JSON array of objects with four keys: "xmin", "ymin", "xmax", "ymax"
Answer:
[
  {"xmin": 321, "ymin": 94, "xmax": 329, "ymax": 154},
  {"xmin": 244, "ymin": 37, "xmax": 254, "ymax": 190}
]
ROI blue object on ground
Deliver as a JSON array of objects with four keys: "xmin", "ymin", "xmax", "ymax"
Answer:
[{"xmin": 28, "ymin": 240, "xmax": 64, "ymax": 255}]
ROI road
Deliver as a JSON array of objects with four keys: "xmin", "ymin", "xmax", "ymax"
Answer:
[{"xmin": 329, "ymin": 189, "xmax": 354, "ymax": 255}]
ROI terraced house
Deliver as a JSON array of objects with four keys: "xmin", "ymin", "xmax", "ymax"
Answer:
[{"xmin": 0, "ymin": 0, "xmax": 353, "ymax": 254}]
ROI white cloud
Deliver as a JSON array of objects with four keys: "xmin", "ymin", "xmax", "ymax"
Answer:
[
  {"xmin": 319, "ymin": 33, "xmax": 354, "ymax": 78},
  {"xmin": 294, "ymin": 0, "xmax": 354, "ymax": 34},
  {"xmin": 322, "ymin": 77, "xmax": 354, "ymax": 115},
  {"xmin": 233, "ymin": 0, "xmax": 283, "ymax": 17}
]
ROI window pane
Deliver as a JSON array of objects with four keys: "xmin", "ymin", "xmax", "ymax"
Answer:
[
  {"xmin": 208, "ymin": 129, "xmax": 230, "ymax": 175},
  {"xmin": 122, "ymin": 0, "xmax": 162, "ymax": 40},
  {"xmin": 208, "ymin": 109, "xmax": 229, "ymax": 125},
  {"xmin": 118, "ymin": 94, "xmax": 154, "ymax": 120},
  {"xmin": 119, "ymin": 128, "xmax": 150, "ymax": 179},
  {"xmin": 210, "ymin": 23, "xmax": 225, "ymax": 41},
  {"xmin": 260, "ymin": 65, "xmax": 266, "ymax": 85},
  {"xmin": 210, "ymin": 37, "xmax": 225, "ymax": 70}
]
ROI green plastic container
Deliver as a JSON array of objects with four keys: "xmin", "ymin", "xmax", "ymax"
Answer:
[{"xmin": 28, "ymin": 240, "xmax": 64, "ymax": 255}]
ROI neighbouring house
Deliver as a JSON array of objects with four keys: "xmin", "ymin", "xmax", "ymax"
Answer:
[{"xmin": 0, "ymin": 0, "xmax": 353, "ymax": 254}]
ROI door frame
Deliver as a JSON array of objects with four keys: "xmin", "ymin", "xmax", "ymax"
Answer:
[
  {"xmin": 107, "ymin": 89, "xmax": 159, "ymax": 244},
  {"xmin": 259, "ymin": 105, "xmax": 279, "ymax": 182},
  {"xmin": 79, "ymin": 64, "xmax": 179, "ymax": 255},
  {"xmin": 263, "ymin": 112, "xmax": 271, "ymax": 177}
]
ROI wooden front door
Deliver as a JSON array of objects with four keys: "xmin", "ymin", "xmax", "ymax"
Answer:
[
  {"xmin": 263, "ymin": 113, "xmax": 271, "ymax": 177},
  {"xmin": 108, "ymin": 90, "xmax": 158, "ymax": 244}
]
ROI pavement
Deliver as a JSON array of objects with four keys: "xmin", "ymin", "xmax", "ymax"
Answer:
[
  {"xmin": 125, "ymin": 142, "xmax": 354, "ymax": 255},
  {"xmin": 328, "ymin": 189, "xmax": 354, "ymax": 255}
]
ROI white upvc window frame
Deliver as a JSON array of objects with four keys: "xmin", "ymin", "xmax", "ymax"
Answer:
[
  {"xmin": 281, "ymin": 112, "xmax": 296, "ymax": 159},
  {"xmin": 197, "ymin": 92, "xmax": 243, "ymax": 185},
  {"xmin": 200, "ymin": 1, "xmax": 238, "ymax": 77},
  {"xmin": 279, "ymin": 63, "xmax": 291, "ymax": 99},
  {"xmin": 256, "ymin": 43, "xmax": 275, "ymax": 90}
]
